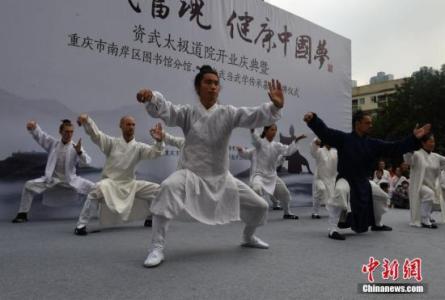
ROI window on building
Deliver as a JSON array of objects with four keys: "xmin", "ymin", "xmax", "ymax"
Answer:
[
  {"xmin": 359, "ymin": 98, "xmax": 365, "ymax": 105},
  {"xmin": 377, "ymin": 95, "xmax": 386, "ymax": 103},
  {"xmin": 352, "ymin": 99, "xmax": 358, "ymax": 111}
]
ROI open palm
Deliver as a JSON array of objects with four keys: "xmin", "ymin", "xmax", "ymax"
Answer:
[{"xmin": 268, "ymin": 79, "xmax": 284, "ymax": 108}]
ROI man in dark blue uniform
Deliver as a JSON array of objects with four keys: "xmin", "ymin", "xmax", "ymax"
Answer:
[{"xmin": 304, "ymin": 110, "xmax": 430, "ymax": 237}]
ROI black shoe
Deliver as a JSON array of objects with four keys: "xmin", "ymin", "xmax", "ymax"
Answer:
[
  {"xmin": 283, "ymin": 214, "xmax": 299, "ymax": 220},
  {"xmin": 328, "ymin": 231, "xmax": 345, "ymax": 240},
  {"xmin": 421, "ymin": 223, "xmax": 438, "ymax": 229},
  {"xmin": 371, "ymin": 225, "xmax": 393, "ymax": 231},
  {"xmin": 74, "ymin": 226, "xmax": 88, "ymax": 235},
  {"xmin": 12, "ymin": 212, "xmax": 28, "ymax": 223},
  {"xmin": 272, "ymin": 206, "xmax": 283, "ymax": 211},
  {"xmin": 144, "ymin": 219, "xmax": 152, "ymax": 227},
  {"xmin": 311, "ymin": 214, "xmax": 321, "ymax": 219}
]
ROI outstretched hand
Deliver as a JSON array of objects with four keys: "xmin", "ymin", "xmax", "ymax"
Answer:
[
  {"xmin": 268, "ymin": 79, "xmax": 284, "ymax": 109},
  {"xmin": 137, "ymin": 89, "xmax": 153, "ymax": 103},
  {"xmin": 149, "ymin": 122, "xmax": 164, "ymax": 142},
  {"xmin": 413, "ymin": 123, "xmax": 431, "ymax": 139},
  {"xmin": 77, "ymin": 114, "xmax": 88, "ymax": 126},
  {"xmin": 26, "ymin": 120, "xmax": 37, "ymax": 131},
  {"xmin": 73, "ymin": 138, "xmax": 82, "ymax": 154},
  {"xmin": 303, "ymin": 113, "xmax": 314, "ymax": 123}
]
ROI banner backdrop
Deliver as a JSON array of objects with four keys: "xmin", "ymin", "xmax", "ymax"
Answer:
[{"xmin": 0, "ymin": 0, "xmax": 351, "ymax": 220}]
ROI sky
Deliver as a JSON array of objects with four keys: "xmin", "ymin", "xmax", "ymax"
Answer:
[{"xmin": 266, "ymin": 0, "xmax": 445, "ymax": 85}]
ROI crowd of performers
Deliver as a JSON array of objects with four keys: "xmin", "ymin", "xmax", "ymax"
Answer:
[{"xmin": 11, "ymin": 65, "xmax": 445, "ymax": 268}]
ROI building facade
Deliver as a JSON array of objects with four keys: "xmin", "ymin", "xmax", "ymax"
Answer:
[{"xmin": 352, "ymin": 77, "xmax": 405, "ymax": 116}]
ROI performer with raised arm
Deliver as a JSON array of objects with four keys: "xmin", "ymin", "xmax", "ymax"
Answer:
[
  {"xmin": 304, "ymin": 110, "xmax": 430, "ymax": 235},
  {"xmin": 74, "ymin": 115, "xmax": 164, "ymax": 235},
  {"xmin": 309, "ymin": 138, "xmax": 338, "ymax": 226},
  {"xmin": 404, "ymin": 133, "xmax": 445, "ymax": 228},
  {"xmin": 12, "ymin": 120, "xmax": 94, "ymax": 223},
  {"xmin": 137, "ymin": 65, "xmax": 283, "ymax": 267},
  {"xmin": 237, "ymin": 126, "xmax": 306, "ymax": 220}
]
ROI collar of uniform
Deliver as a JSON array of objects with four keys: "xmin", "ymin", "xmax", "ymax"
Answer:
[
  {"xmin": 197, "ymin": 100, "xmax": 219, "ymax": 114},
  {"xmin": 120, "ymin": 137, "xmax": 136, "ymax": 145},
  {"xmin": 352, "ymin": 131, "xmax": 367, "ymax": 139},
  {"xmin": 58, "ymin": 140, "xmax": 71, "ymax": 147},
  {"xmin": 420, "ymin": 148, "xmax": 432, "ymax": 155}
]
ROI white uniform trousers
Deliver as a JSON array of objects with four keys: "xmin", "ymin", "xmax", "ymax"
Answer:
[
  {"xmin": 18, "ymin": 178, "xmax": 93, "ymax": 213},
  {"xmin": 76, "ymin": 181, "xmax": 159, "ymax": 227},
  {"xmin": 419, "ymin": 185, "xmax": 435, "ymax": 225},
  {"xmin": 313, "ymin": 179, "xmax": 329, "ymax": 215},
  {"xmin": 331, "ymin": 178, "xmax": 389, "ymax": 228},
  {"xmin": 149, "ymin": 173, "xmax": 268, "ymax": 251},
  {"xmin": 370, "ymin": 181, "xmax": 390, "ymax": 227},
  {"xmin": 326, "ymin": 205, "xmax": 343, "ymax": 233},
  {"xmin": 252, "ymin": 177, "xmax": 293, "ymax": 215}
]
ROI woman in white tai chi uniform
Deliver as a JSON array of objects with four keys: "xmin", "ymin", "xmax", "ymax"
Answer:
[
  {"xmin": 404, "ymin": 133, "xmax": 445, "ymax": 228},
  {"xmin": 137, "ymin": 65, "xmax": 284, "ymax": 267},
  {"xmin": 238, "ymin": 126, "xmax": 306, "ymax": 220}
]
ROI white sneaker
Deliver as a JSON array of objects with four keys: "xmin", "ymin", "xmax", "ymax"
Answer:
[
  {"xmin": 241, "ymin": 235, "xmax": 269, "ymax": 249},
  {"xmin": 143, "ymin": 248, "xmax": 164, "ymax": 268}
]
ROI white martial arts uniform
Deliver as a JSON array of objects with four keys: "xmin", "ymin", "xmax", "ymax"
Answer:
[
  {"xmin": 144, "ymin": 91, "xmax": 281, "ymax": 251},
  {"xmin": 76, "ymin": 117, "xmax": 164, "ymax": 227},
  {"xmin": 164, "ymin": 132, "xmax": 185, "ymax": 150},
  {"xmin": 17, "ymin": 125, "xmax": 94, "ymax": 214},
  {"xmin": 243, "ymin": 131, "xmax": 300, "ymax": 215},
  {"xmin": 404, "ymin": 149, "xmax": 445, "ymax": 226},
  {"xmin": 238, "ymin": 148, "xmax": 282, "ymax": 209},
  {"xmin": 370, "ymin": 180, "xmax": 390, "ymax": 227},
  {"xmin": 310, "ymin": 139, "xmax": 338, "ymax": 217},
  {"xmin": 441, "ymin": 170, "xmax": 445, "ymax": 194},
  {"xmin": 373, "ymin": 169, "xmax": 391, "ymax": 184}
]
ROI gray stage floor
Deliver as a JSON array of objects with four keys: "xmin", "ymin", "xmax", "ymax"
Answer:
[{"xmin": 1, "ymin": 207, "xmax": 443, "ymax": 300}]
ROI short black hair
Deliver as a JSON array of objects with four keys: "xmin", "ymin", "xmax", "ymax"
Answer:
[
  {"xmin": 420, "ymin": 132, "xmax": 434, "ymax": 143},
  {"xmin": 260, "ymin": 124, "xmax": 276, "ymax": 138},
  {"xmin": 59, "ymin": 119, "xmax": 73, "ymax": 132},
  {"xmin": 352, "ymin": 110, "xmax": 371, "ymax": 127},
  {"xmin": 194, "ymin": 65, "xmax": 218, "ymax": 92}
]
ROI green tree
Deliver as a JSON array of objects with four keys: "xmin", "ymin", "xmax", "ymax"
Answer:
[{"xmin": 372, "ymin": 64, "xmax": 445, "ymax": 155}]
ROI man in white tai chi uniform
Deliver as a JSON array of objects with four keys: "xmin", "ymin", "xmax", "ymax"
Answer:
[
  {"xmin": 74, "ymin": 114, "xmax": 164, "ymax": 235},
  {"xmin": 12, "ymin": 119, "xmax": 94, "ymax": 223},
  {"xmin": 137, "ymin": 65, "xmax": 284, "ymax": 267}
]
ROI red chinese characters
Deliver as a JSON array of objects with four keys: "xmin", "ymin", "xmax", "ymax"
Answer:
[{"xmin": 362, "ymin": 257, "xmax": 422, "ymax": 282}]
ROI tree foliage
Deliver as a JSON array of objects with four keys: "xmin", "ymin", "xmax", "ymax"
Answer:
[{"xmin": 372, "ymin": 64, "xmax": 445, "ymax": 155}]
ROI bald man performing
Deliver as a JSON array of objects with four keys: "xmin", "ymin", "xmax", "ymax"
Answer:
[{"xmin": 74, "ymin": 115, "xmax": 164, "ymax": 235}]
